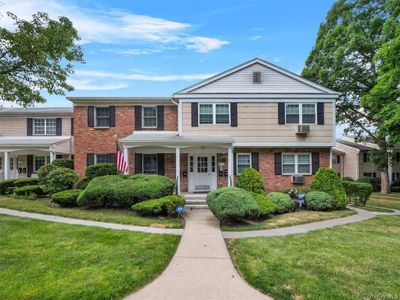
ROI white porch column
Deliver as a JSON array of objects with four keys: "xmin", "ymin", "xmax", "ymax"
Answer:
[
  {"xmin": 49, "ymin": 151, "xmax": 55, "ymax": 163},
  {"xmin": 228, "ymin": 147, "xmax": 234, "ymax": 186},
  {"xmin": 124, "ymin": 146, "xmax": 129, "ymax": 175},
  {"xmin": 4, "ymin": 151, "xmax": 9, "ymax": 180},
  {"xmin": 329, "ymin": 148, "xmax": 333, "ymax": 168},
  {"xmin": 176, "ymin": 147, "xmax": 181, "ymax": 195}
]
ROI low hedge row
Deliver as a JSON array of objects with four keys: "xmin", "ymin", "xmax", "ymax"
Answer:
[
  {"xmin": 250, "ymin": 192, "xmax": 277, "ymax": 217},
  {"xmin": 132, "ymin": 195, "xmax": 185, "ymax": 216},
  {"xmin": 13, "ymin": 185, "xmax": 46, "ymax": 198},
  {"xmin": 0, "ymin": 178, "xmax": 41, "ymax": 195},
  {"xmin": 51, "ymin": 189, "xmax": 82, "ymax": 207},
  {"xmin": 342, "ymin": 180, "xmax": 373, "ymax": 206}
]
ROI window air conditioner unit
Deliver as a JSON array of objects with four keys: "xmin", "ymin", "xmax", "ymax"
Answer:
[
  {"xmin": 296, "ymin": 125, "xmax": 310, "ymax": 135},
  {"xmin": 292, "ymin": 175, "xmax": 305, "ymax": 185}
]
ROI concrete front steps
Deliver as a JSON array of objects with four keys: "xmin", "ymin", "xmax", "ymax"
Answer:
[{"xmin": 184, "ymin": 193, "xmax": 209, "ymax": 210}]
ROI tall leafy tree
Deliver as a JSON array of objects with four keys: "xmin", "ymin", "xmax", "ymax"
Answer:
[
  {"xmin": 302, "ymin": 0, "xmax": 400, "ymax": 193},
  {"xmin": 0, "ymin": 12, "xmax": 84, "ymax": 106}
]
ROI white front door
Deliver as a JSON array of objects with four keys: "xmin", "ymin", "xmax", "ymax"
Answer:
[{"xmin": 189, "ymin": 154, "xmax": 217, "ymax": 192}]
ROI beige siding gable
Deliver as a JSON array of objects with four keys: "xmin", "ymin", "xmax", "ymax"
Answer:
[{"xmin": 189, "ymin": 63, "xmax": 323, "ymax": 94}]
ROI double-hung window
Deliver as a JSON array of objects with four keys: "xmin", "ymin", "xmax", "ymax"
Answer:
[
  {"xmin": 199, "ymin": 103, "xmax": 230, "ymax": 125},
  {"xmin": 142, "ymin": 107, "xmax": 157, "ymax": 128},
  {"xmin": 143, "ymin": 154, "xmax": 158, "ymax": 174},
  {"xmin": 95, "ymin": 107, "xmax": 110, "ymax": 127},
  {"xmin": 285, "ymin": 103, "xmax": 316, "ymax": 124},
  {"xmin": 236, "ymin": 153, "xmax": 251, "ymax": 174},
  {"xmin": 282, "ymin": 153, "xmax": 311, "ymax": 175},
  {"xmin": 33, "ymin": 118, "xmax": 56, "ymax": 135},
  {"xmin": 96, "ymin": 154, "xmax": 112, "ymax": 164}
]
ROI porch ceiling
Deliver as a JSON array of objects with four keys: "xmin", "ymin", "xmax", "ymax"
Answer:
[
  {"xmin": 0, "ymin": 136, "xmax": 71, "ymax": 150},
  {"xmin": 120, "ymin": 132, "xmax": 233, "ymax": 148}
]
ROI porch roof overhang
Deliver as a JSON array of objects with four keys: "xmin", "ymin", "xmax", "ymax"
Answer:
[
  {"xmin": 120, "ymin": 132, "xmax": 234, "ymax": 148},
  {"xmin": 0, "ymin": 136, "xmax": 71, "ymax": 151}
]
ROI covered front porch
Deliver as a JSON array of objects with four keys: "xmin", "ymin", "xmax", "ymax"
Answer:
[
  {"xmin": 0, "ymin": 136, "xmax": 73, "ymax": 180},
  {"xmin": 120, "ymin": 132, "xmax": 235, "ymax": 194}
]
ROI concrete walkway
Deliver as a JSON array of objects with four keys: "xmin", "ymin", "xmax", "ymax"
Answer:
[
  {"xmin": 223, "ymin": 207, "xmax": 400, "ymax": 239},
  {"xmin": 125, "ymin": 209, "xmax": 270, "ymax": 300},
  {"xmin": 0, "ymin": 208, "xmax": 183, "ymax": 235}
]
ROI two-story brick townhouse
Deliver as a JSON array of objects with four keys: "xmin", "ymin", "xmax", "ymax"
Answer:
[
  {"xmin": 0, "ymin": 107, "xmax": 74, "ymax": 180},
  {"xmin": 69, "ymin": 58, "xmax": 337, "ymax": 194}
]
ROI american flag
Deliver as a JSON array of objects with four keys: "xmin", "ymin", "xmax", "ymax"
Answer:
[{"xmin": 116, "ymin": 142, "xmax": 128, "ymax": 173}]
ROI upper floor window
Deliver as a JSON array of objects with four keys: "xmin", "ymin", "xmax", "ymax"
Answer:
[
  {"xmin": 285, "ymin": 103, "xmax": 316, "ymax": 124},
  {"xmin": 95, "ymin": 107, "xmax": 110, "ymax": 127},
  {"xmin": 199, "ymin": 103, "xmax": 230, "ymax": 125},
  {"xmin": 282, "ymin": 153, "xmax": 311, "ymax": 175},
  {"xmin": 142, "ymin": 107, "xmax": 157, "ymax": 128},
  {"xmin": 363, "ymin": 151, "xmax": 370, "ymax": 163},
  {"xmin": 253, "ymin": 72, "xmax": 261, "ymax": 84},
  {"xmin": 33, "ymin": 118, "xmax": 56, "ymax": 135}
]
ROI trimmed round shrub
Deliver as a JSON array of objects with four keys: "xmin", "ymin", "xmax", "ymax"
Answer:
[
  {"xmin": 235, "ymin": 168, "xmax": 265, "ymax": 193},
  {"xmin": 77, "ymin": 175, "xmax": 125, "ymax": 208},
  {"xmin": 206, "ymin": 187, "xmax": 260, "ymax": 222},
  {"xmin": 51, "ymin": 159, "xmax": 74, "ymax": 169},
  {"xmin": 250, "ymin": 192, "xmax": 277, "ymax": 217},
  {"xmin": 310, "ymin": 167, "xmax": 348, "ymax": 209},
  {"xmin": 132, "ymin": 195, "xmax": 185, "ymax": 216},
  {"xmin": 46, "ymin": 167, "xmax": 78, "ymax": 194},
  {"xmin": 13, "ymin": 178, "xmax": 40, "ymax": 187},
  {"xmin": 76, "ymin": 177, "xmax": 91, "ymax": 190},
  {"xmin": 267, "ymin": 192, "xmax": 294, "ymax": 213},
  {"xmin": 112, "ymin": 175, "xmax": 175, "ymax": 207},
  {"xmin": 358, "ymin": 176, "xmax": 380, "ymax": 192},
  {"xmin": 51, "ymin": 189, "xmax": 82, "ymax": 207},
  {"xmin": 37, "ymin": 164, "xmax": 58, "ymax": 178},
  {"xmin": 85, "ymin": 163, "xmax": 117, "ymax": 180},
  {"xmin": 0, "ymin": 179, "xmax": 18, "ymax": 195},
  {"xmin": 306, "ymin": 191, "xmax": 335, "ymax": 211},
  {"xmin": 13, "ymin": 185, "xmax": 46, "ymax": 198},
  {"xmin": 342, "ymin": 180, "xmax": 373, "ymax": 206}
]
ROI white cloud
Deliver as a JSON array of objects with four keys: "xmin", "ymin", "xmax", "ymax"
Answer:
[
  {"xmin": 67, "ymin": 79, "xmax": 128, "ymax": 91},
  {"xmin": 2, "ymin": 0, "xmax": 229, "ymax": 53},
  {"xmin": 249, "ymin": 35, "xmax": 264, "ymax": 41},
  {"xmin": 74, "ymin": 70, "xmax": 215, "ymax": 81}
]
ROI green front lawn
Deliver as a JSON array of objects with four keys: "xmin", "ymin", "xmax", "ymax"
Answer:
[
  {"xmin": 229, "ymin": 216, "xmax": 400, "ymax": 299},
  {"xmin": 367, "ymin": 193, "xmax": 400, "ymax": 210},
  {"xmin": 359, "ymin": 205, "xmax": 394, "ymax": 213},
  {"xmin": 222, "ymin": 209, "xmax": 355, "ymax": 231},
  {"xmin": 0, "ymin": 196, "xmax": 183, "ymax": 228},
  {"xmin": 0, "ymin": 215, "xmax": 180, "ymax": 300}
]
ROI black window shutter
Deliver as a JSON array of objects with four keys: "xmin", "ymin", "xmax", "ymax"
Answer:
[
  {"xmin": 312, "ymin": 152, "xmax": 320, "ymax": 175},
  {"xmin": 317, "ymin": 103, "xmax": 324, "ymax": 125},
  {"xmin": 251, "ymin": 152, "xmax": 259, "ymax": 171},
  {"xmin": 56, "ymin": 118, "xmax": 62, "ymax": 136},
  {"xmin": 363, "ymin": 152, "xmax": 368, "ymax": 163},
  {"xmin": 278, "ymin": 103, "xmax": 285, "ymax": 124},
  {"xmin": 27, "ymin": 155, "xmax": 34, "ymax": 177},
  {"xmin": 87, "ymin": 153, "xmax": 94, "ymax": 166},
  {"xmin": 109, "ymin": 106, "xmax": 115, "ymax": 127},
  {"xmin": 234, "ymin": 153, "xmax": 237, "ymax": 175},
  {"xmin": 135, "ymin": 153, "xmax": 142, "ymax": 173},
  {"xmin": 274, "ymin": 153, "xmax": 282, "ymax": 175},
  {"xmin": 231, "ymin": 103, "xmax": 238, "ymax": 127},
  {"xmin": 27, "ymin": 118, "xmax": 33, "ymax": 136},
  {"xmin": 157, "ymin": 106, "xmax": 164, "ymax": 130},
  {"xmin": 157, "ymin": 153, "xmax": 165, "ymax": 175},
  {"xmin": 87, "ymin": 106, "xmax": 94, "ymax": 127},
  {"xmin": 135, "ymin": 106, "xmax": 142, "ymax": 130},
  {"xmin": 191, "ymin": 102, "xmax": 198, "ymax": 127},
  {"xmin": 71, "ymin": 118, "xmax": 74, "ymax": 135},
  {"xmin": 109, "ymin": 153, "xmax": 117, "ymax": 164}
]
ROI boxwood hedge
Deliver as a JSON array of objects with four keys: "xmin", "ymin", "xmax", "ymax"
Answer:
[
  {"xmin": 266, "ymin": 192, "xmax": 294, "ymax": 214},
  {"xmin": 342, "ymin": 180, "xmax": 373, "ymax": 206},
  {"xmin": 51, "ymin": 189, "xmax": 82, "ymax": 207},
  {"xmin": 131, "ymin": 195, "xmax": 185, "ymax": 216}
]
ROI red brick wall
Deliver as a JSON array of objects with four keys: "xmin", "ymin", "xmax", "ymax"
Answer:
[
  {"xmin": 74, "ymin": 106, "xmax": 134, "ymax": 176},
  {"xmin": 164, "ymin": 106, "xmax": 178, "ymax": 131}
]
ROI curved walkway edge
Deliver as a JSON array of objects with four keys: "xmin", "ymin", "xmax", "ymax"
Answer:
[
  {"xmin": 223, "ymin": 207, "xmax": 400, "ymax": 239},
  {"xmin": 0, "ymin": 208, "xmax": 183, "ymax": 235}
]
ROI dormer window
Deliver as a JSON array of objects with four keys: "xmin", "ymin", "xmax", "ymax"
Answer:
[{"xmin": 253, "ymin": 71, "xmax": 261, "ymax": 84}]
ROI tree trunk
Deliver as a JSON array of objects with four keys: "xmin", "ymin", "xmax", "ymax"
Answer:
[{"xmin": 380, "ymin": 170, "xmax": 389, "ymax": 194}]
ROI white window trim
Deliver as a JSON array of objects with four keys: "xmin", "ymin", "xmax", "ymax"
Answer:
[
  {"xmin": 285, "ymin": 103, "xmax": 317, "ymax": 125},
  {"xmin": 236, "ymin": 153, "xmax": 252, "ymax": 175},
  {"xmin": 198, "ymin": 103, "xmax": 231, "ymax": 125},
  {"xmin": 142, "ymin": 106, "xmax": 158, "ymax": 129},
  {"xmin": 94, "ymin": 107, "xmax": 110, "ymax": 128},
  {"xmin": 282, "ymin": 153, "xmax": 312, "ymax": 175},
  {"xmin": 142, "ymin": 154, "xmax": 158, "ymax": 174},
  {"xmin": 33, "ymin": 118, "xmax": 57, "ymax": 136}
]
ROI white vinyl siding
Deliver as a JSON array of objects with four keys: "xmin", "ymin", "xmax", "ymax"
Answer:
[
  {"xmin": 199, "ymin": 103, "xmax": 230, "ymax": 125},
  {"xmin": 282, "ymin": 153, "xmax": 311, "ymax": 175}
]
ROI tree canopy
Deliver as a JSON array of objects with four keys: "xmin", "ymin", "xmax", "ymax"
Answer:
[
  {"xmin": 0, "ymin": 12, "xmax": 84, "ymax": 106},
  {"xmin": 302, "ymin": 0, "xmax": 400, "ymax": 192}
]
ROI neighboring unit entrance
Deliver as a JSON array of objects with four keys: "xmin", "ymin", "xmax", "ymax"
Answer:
[{"xmin": 188, "ymin": 154, "xmax": 217, "ymax": 192}]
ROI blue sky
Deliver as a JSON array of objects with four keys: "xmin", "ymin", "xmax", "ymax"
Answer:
[{"xmin": 3, "ymin": 0, "xmax": 335, "ymax": 107}]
